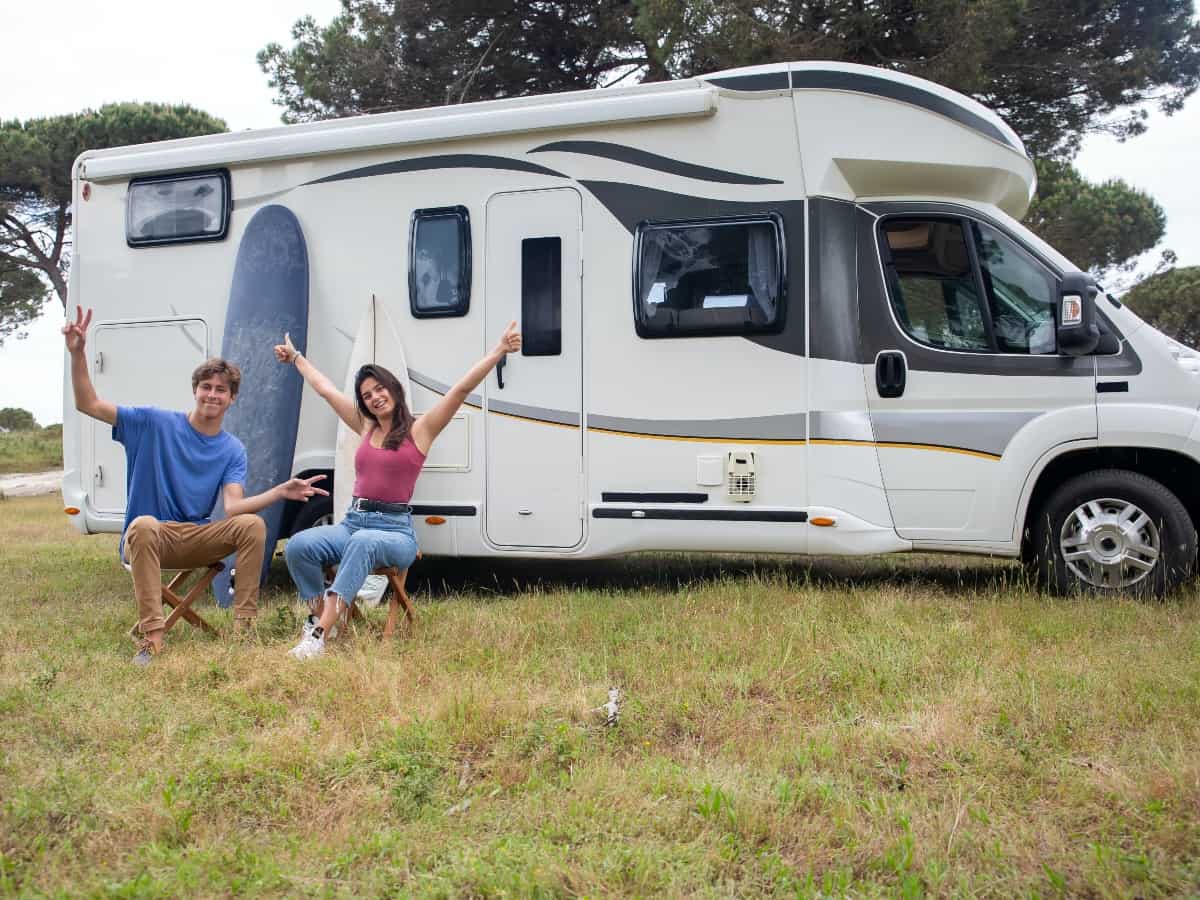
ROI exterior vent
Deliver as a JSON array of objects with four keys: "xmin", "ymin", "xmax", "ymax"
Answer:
[{"xmin": 726, "ymin": 451, "xmax": 756, "ymax": 502}]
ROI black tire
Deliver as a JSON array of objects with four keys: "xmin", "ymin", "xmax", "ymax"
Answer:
[
  {"xmin": 289, "ymin": 494, "xmax": 335, "ymax": 536},
  {"xmin": 1031, "ymin": 468, "xmax": 1196, "ymax": 599}
]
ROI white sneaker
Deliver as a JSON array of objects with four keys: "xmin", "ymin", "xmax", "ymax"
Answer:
[
  {"xmin": 289, "ymin": 627, "xmax": 325, "ymax": 660},
  {"xmin": 301, "ymin": 614, "xmax": 319, "ymax": 639}
]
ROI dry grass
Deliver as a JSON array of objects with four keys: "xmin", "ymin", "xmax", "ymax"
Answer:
[
  {"xmin": 0, "ymin": 425, "xmax": 61, "ymax": 476},
  {"xmin": 2, "ymin": 493, "xmax": 1199, "ymax": 897}
]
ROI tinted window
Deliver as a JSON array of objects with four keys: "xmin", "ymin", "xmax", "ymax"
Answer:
[
  {"xmin": 881, "ymin": 219, "xmax": 991, "ymax": 351},
  {"xmin": 635, "ymin": 216, "xmax": 784, "ymax": 338},
  {"xmin": 409, "ymin": 206, "xmax": 471, "ymax": 318},
  {"xmin": 521, "ymin": 237, "xmax": 561, "ymax": 356},
  {"xmin": 973, "ymin": 222, "xmax": 1056, "ymax": 354},
  {"xmin": 126, "ymin": 171, "xmax": 229, "ymax": 246}
]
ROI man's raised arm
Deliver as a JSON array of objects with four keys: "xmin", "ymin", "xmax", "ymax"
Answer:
[{"xmin": 64, "ymin": 306, "xmax": 117, "ymax": 426}]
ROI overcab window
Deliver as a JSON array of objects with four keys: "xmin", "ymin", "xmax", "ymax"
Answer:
[
  {"xmin": 409, "ymin": 206, "xmax": 471, "ymax": 318},
  {"xmin": 126, "ymin": 170, "xmax": 230, "ymax": 247},
  {"xmin": 634, "ymin": 215, "xmax": 785, "ymax": 338}
]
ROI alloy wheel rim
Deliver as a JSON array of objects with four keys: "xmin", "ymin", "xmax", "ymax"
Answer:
[{"xmin": 1059, "ymin": 497, "xmax": 1160, "ymax": 589}]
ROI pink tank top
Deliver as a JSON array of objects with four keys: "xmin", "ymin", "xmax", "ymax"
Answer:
[{"xmin": 352, "ymin": 429, "xmax": 426, "ymax": 503}]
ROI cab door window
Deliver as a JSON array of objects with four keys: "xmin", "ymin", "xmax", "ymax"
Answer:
[
  {"xmin": 880, "ymin": 220, "xmax": 990, "ymax": 351},
  {"xmin": 880, "ymin": 217, "xmax": 1057, "ymax": 355},
  {"xmin": 973, "ymin": 222, "xmax": 1056, "ymax": 354}
]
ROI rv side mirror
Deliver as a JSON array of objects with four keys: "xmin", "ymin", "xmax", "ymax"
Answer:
[{"xmin": 1056, "ymin": 272, "xmax": 1100, "ymax": 356}]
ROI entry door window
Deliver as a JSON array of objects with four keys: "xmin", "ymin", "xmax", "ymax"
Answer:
[{"xmin": 521, "ymin": 237, "xmax": 562, "ymax": 356}]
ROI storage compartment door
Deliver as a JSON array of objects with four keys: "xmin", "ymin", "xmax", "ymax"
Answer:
[{"xmin": 90, "ymin": 319, "xmax": 209, "ymax": 513}]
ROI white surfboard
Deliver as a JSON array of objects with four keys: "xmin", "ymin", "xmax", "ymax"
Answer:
[{"xmin": 333, "ymin": 294, "xmax": 412, "ymax": 524}]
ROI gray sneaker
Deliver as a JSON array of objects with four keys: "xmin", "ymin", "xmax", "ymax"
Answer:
[{"xmin": 132, "ymin": 640, "xmax": 160, "ymax": 667}]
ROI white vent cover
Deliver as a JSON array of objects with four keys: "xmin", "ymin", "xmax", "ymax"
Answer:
[{"xmin": 726, "ymin": 450, "xmax": 757, "ymax": 502}]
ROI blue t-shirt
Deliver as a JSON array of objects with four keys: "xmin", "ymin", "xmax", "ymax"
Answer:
[{"xmin": 114, "ymin": 406, "xmax": 247, "ymax": 543}]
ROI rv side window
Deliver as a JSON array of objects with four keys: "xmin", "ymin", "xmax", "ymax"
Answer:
[
  {"xmin": 521, "ymin": 237, "xmax": 562, "ymax": 356},
  {"xmin": 634, "ymin": 215, "xmax": 785, "ymax": 338},
  {"xmin": 409, "ymin": 206, "xmax": 471, "ymax": 318},
  {"xmin": 126, "ymin": 170, "xmax": 230, "ymax": 247}
]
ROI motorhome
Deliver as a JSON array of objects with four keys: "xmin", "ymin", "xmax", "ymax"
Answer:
[{"xmin": 64, "ymin": 61, "xmax": 1200, "ymax": 597}]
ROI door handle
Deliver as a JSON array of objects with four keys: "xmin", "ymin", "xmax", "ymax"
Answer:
[
  {"xmin": 496, "ymin": 355, "xmax": 506, "ymax": 390},
  {"xmin": 875, "ymin": 352, "xmax": 907, "ymax": 398}
]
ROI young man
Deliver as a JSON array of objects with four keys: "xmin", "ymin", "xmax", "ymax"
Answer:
[{"xmin": 64, "ymin": 306, "xmax": 327, "ymax": 665}]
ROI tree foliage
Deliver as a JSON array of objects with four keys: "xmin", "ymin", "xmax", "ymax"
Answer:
[
  {"xmin": 0, "ymin": 407, "xmax": 39, "ymax": 431},
  {"xmin": 1024, "ymin": 159, "xmax": 1166, "ymax": 279},
  {"xmin": 259, "ymin": 0, "xmax": 1200, "ymax": 158},
  {"xmin": 0, "ymin": 103, "xmax": 227, "ymax": 336},
  {"xmin": 0, "ymin": 257, "xmax": 44, "ymax": 343},
  {"xmin": 1123, "ymin": 266, "xmax": 1200, "ymax": 348},
  {"xmin": 258, "ymin": 1, "xmax": 646, "ymax": 119}
]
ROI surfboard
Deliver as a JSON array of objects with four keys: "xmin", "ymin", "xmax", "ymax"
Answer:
[
  {"xmin": 212, "ymin": 205, "xmax": 309, "ymax": 605},
  {"xmin": 334, "ymin": 294, "xmax": 412, "ymax": 524}
]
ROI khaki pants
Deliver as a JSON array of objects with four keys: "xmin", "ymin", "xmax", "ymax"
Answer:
[{"xmin": 126, "ymin": 514, "xmax": 267, "ymax": 634}]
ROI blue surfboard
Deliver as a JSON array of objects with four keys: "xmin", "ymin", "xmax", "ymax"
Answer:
[{"xmin": 212, "ymin": 205, "xmax": 309, "ymax": 605}]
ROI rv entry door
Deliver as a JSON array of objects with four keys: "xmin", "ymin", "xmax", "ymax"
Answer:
[{"xmin": 484, "ymin": 188, "xmax": 584, "ymax": 548}]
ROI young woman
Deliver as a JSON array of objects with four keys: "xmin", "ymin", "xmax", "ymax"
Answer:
[{"xmin": 275, "ymin": 322, "xmax": 521, "ymax": 659}]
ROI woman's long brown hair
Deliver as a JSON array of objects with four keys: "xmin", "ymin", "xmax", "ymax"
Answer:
[{"xmin": 354, "ymin": 364, "xmax": 415, "ymax": 450}]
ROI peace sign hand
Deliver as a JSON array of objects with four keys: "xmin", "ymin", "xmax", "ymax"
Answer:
[
  {"xmin": 279, "ymin": 473, "xmax": 328, "ymax": 501},
  {"xmin": 62, "ymin": 306, "xmax": 93, "ymax": 354}
]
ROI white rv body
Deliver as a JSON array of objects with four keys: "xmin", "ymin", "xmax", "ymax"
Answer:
[{"xmin": 63, "ymin": 62, "xmax": 1200, "ymax": 589}]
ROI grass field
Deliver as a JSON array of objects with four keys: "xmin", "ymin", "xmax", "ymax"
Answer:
[
  {"xmin": 2, "ymin": 493, "xmax": 1198, "ymax": 897},
  {"xmin": 0, "ymin": 425, "xmax": 62, "ymax": 476}
]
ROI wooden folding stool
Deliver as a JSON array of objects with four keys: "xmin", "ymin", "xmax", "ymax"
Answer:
[
  {"xmin": 127, "ymin": 561, "xmax": 223, "ymax": 639},
  {"xmin": 332, "ymin": 554, "xmax": 421, "ymax": 639}
]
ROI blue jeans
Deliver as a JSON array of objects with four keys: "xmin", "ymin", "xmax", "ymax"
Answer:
[{"xmin": 284, "ymin": 508, "xmax": 419, "ymax": 607}]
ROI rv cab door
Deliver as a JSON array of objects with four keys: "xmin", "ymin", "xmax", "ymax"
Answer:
[
  {"xmin": 483, "ymin": 188, "xmax": 584, "ymax": 549},
  {"xmin": 858, "ymin": 205, "xmax": 1097, "ymax": 542}
]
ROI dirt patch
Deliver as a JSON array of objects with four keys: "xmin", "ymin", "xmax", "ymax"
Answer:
[{"xmin": 0, "ymin": 470, "xmax": 61, "ymax": 498}]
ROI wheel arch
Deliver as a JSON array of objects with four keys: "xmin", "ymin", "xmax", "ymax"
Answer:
[{"xmin": 1019, "ymin": 447, "xmax": 1200, "ymax": 562}]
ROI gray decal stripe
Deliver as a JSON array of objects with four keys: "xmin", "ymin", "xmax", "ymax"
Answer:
[
  {"xmin": 590, "ymin": 413, "xmax": 806, "ymax": 441},
  {"xmin": 870, "ymin": 410, "xmax": 1040, "ymax": 458},
  {"xmin": 790, "ymin": 71, "xmax": 1020, "ymax": 153},
  {"xmin": 810, "ymin": 411, "xmax": 874, "ymax": 443},
  {"xmin": 488, "ymin": 398, "xmax": 580, "ymax": 427},
  {"xmin": 409, "ymin": 367, "xmax": 574, "ymax": 425},
  {"xmin": 407, "ymin": 369, "xmax": 481, "ymax": 409},
  {"xmin": 706, "ymin": 73, "xmax": 791, "ymax": 92},
  {"xmin": 305, "ymin": 154, "xmax": 565, "ymax": 187},
  {"xmin": 411, "ymin": 365, "xmax": 806, "ymax": 438},
  {"xmin": 529, "ymin": 140, "xmax": 783, "ymax": 186}
]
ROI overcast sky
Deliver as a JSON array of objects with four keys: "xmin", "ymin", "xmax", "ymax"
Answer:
[{"xmin": 2, "ymin": 0, "xmax": 1198, "ymax": 427}]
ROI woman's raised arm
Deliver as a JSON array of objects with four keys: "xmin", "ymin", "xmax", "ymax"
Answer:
[
  {"xmin": 411, "ymin": 322, "xmax": 521, "ymax": 454},
  {"xmin": 274, "ymin": 333, "xmax": 363, "ymax": 433}
]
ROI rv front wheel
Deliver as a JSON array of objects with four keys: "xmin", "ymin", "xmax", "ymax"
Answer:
[
  {"xmin": 289, "ymin": 495, "xmax": 334, "ymax": 536},
  {"xmin": 1031, "ymin": 469, "xmax": 1195, "ymax": 598}
]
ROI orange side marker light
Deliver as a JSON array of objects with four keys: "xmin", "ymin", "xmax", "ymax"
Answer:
[
  {"xmin": 810, "ymin": 516, "xmax": 836, "ymax": 527},
  {"xmin": 64, "ymin": 507, "xmax": 81, "ymax": 515},
  {"xmin": 424, "ymin": 515, "xmax": 446, "ymax": 526}
]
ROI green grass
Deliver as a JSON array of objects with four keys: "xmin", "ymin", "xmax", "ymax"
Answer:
[
  {"xmin": 2, "ymin": 493, "xmax": 1199, "ymax": 897},
  {"xmin": 0, "ymin": 425, "xmax": 62, "ymax": 475}
]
